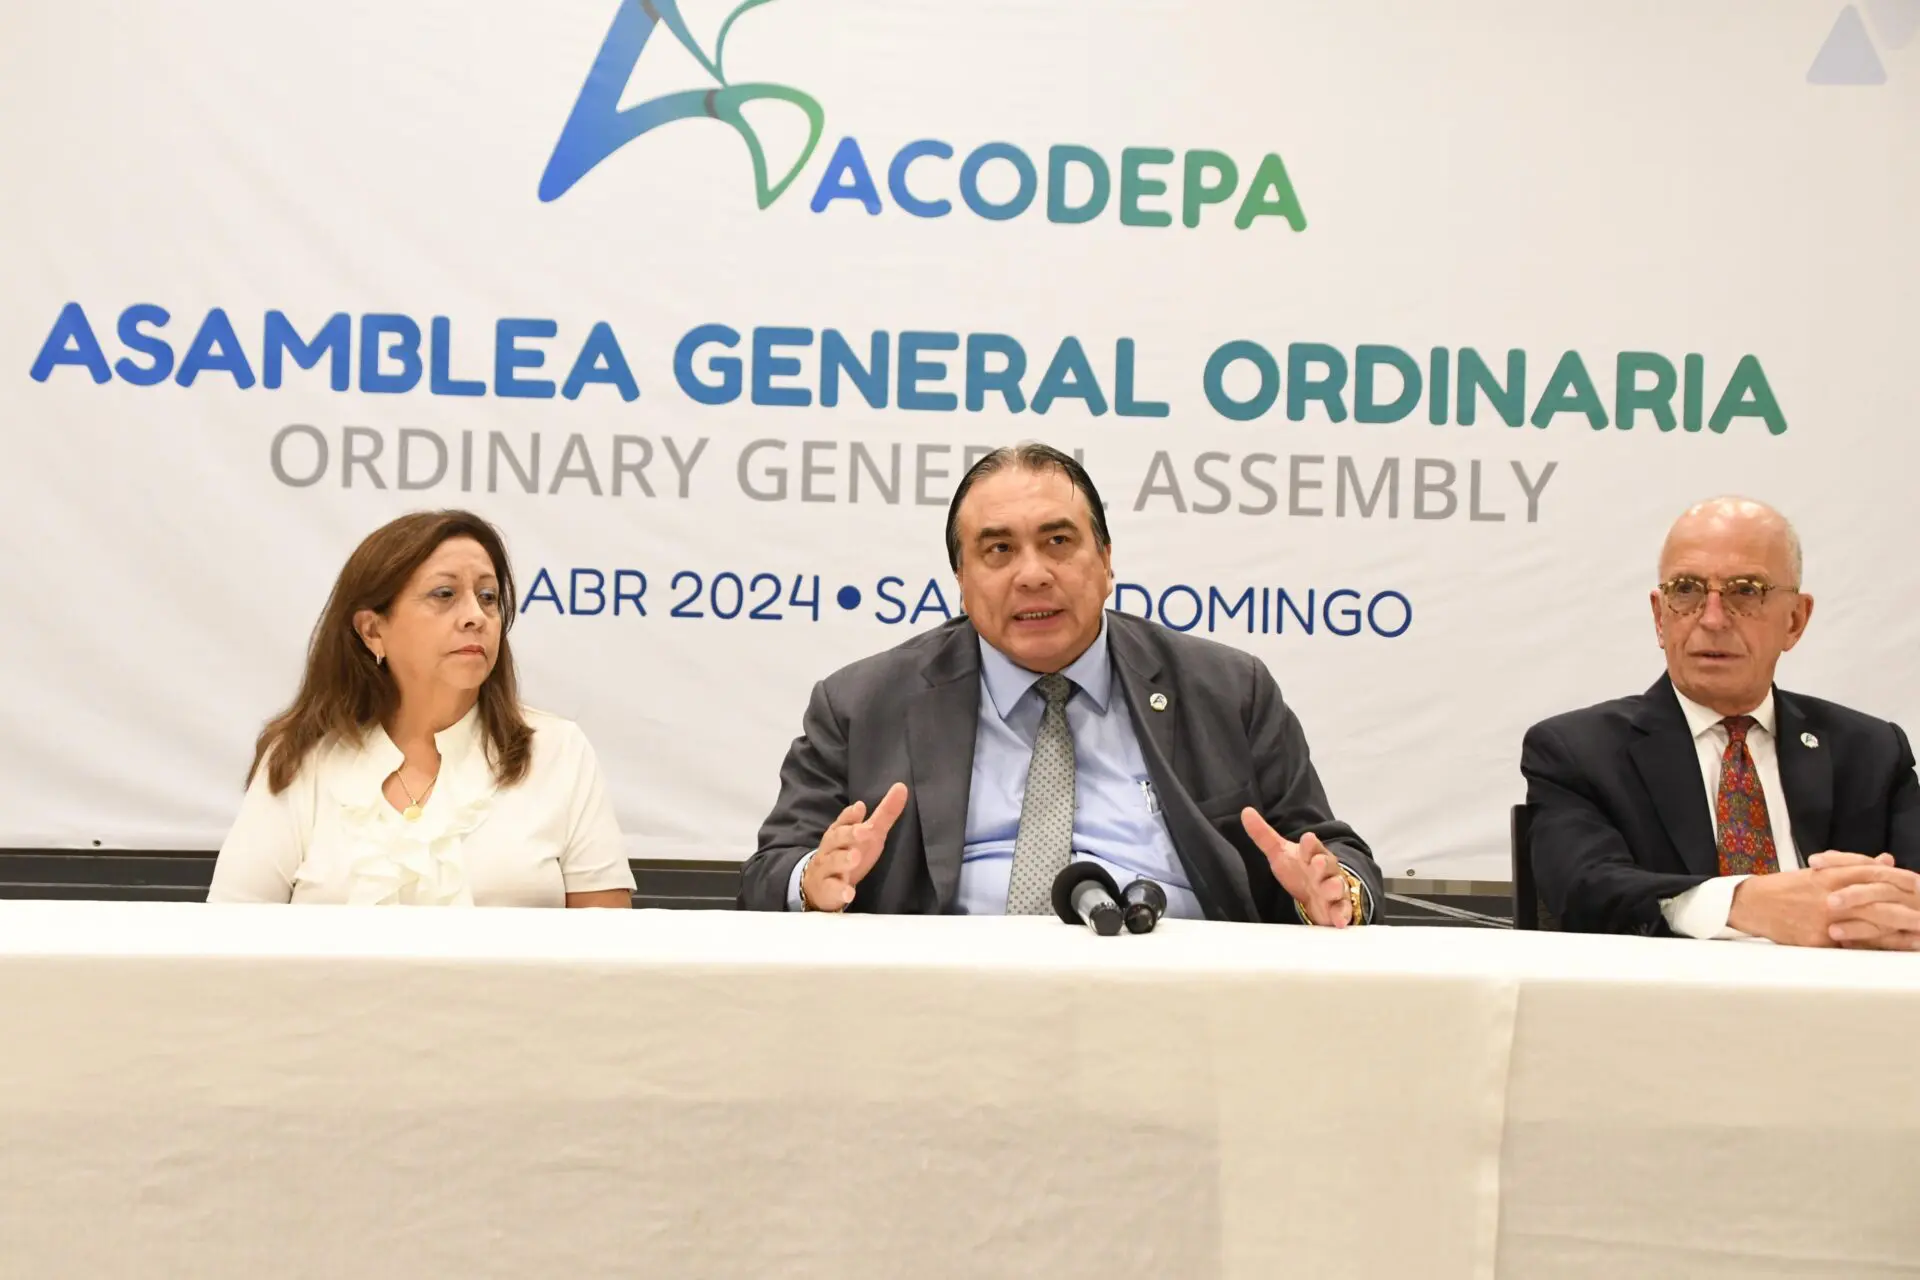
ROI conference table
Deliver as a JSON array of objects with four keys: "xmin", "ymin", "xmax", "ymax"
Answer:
[{"xmin": 2, "ymin": 902, "xmax": 1916, "ymax": 1279}]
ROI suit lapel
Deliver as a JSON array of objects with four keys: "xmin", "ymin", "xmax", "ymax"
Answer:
[
  {"xmin": 906, "ymin": 621, "xmax": 981, "ymax": 912},
  {"xmin": 1627, "ymin": 677, "xmax": 1720, "ymax": 876},
  {"xmin": 1773, "ymin": 689, "xmax": 1833, "ymax": 859},
  {"xmin": 1108, "ymin": 614, "xmax": 1180, "ymax": 779},
  {"xmin": 1106, "ymin": 615, "xmax": 1252, "ymax": 919}
]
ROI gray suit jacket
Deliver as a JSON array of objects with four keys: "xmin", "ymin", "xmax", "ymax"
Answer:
[{"xmin": 739, "ymin": 611, "xmax": 1381, "ymax": 920}]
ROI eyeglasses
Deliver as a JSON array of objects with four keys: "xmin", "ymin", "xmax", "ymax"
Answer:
[{"xmin": 1657, "ymin": 575, "xmax": 1798, "ymax": 617}]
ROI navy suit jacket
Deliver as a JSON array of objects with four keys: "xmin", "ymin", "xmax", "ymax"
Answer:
[{"xmin": 1521, "ymin": 675, "xmax": 1920, "ymax": 935}]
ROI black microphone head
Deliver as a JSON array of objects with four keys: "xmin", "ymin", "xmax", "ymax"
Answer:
[
  {"xmin": 1051, "ymin": 861, "xmax": 1122, "ymax": 924},
  {"xmin": 1120, "ymin": 878, "xmax": 1168, "ymax": 933}
]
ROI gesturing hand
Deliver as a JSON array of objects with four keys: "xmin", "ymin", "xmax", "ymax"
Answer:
[
  {"xmin": 801, "ymin": 783, "xmax": 909, "ymax": 912},
  {"xmin": 1241, "ymin": 807, "xmax": 1354, "ymax": 927}
]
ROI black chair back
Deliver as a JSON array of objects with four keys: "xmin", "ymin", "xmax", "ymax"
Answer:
[{"xmin": 1509, "ymin": 804, "xmax": 1558, "ymax": 930}]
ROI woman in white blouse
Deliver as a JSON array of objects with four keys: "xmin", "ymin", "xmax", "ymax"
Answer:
[{"xmin": 208, "ymin": 510, "xmax": 635, "ymax": 908}]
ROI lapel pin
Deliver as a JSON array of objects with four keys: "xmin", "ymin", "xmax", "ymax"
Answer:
[
  {"xmin": 1801, "ymin": 732, "xmax": 1819, "ymax": 749},
  {"xmin": 1148, "ymin": 692, "xmax": 1169, "ymax": 712}
]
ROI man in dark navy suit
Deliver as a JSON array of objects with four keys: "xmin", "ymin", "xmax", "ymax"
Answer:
[{"xmin": 1522, "ymin": 497, "xmax": 1920, "ymax": 948}]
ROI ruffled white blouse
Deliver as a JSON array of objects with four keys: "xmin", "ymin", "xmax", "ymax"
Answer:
[{"xmin": 208, "ymin": 706, "xmax": 635, "ymax": 907}]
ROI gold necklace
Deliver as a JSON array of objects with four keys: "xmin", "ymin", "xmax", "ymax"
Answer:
[{"xmin": 394, "ymin": 766, "xmax": 438, "ymax": 822}]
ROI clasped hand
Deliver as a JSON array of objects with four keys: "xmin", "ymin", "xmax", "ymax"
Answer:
[{"xmin": 1729, "ymin": 852, "xmax": 1920, "ymax": 950}]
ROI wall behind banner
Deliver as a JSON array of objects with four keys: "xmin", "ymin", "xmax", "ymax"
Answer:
[{"xmin": 2, "ymin": 0, "xmax": 1916, "ymax": 881}]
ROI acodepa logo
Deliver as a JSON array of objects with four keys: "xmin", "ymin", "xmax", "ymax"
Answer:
[
  {"xmin": 540, "ymin": 0, "xmax": 825, "ymax": 208},
  {"xmin": 540, "ymin": 0, "xmax": 1309, "ymax": 231}
]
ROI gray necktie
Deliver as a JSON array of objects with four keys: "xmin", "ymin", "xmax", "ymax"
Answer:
[{"xmin": 1006, "ymin": 673, "xmax": 1076, "ymax": 914}]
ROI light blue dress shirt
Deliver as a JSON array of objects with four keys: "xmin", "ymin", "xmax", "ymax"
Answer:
[
  {"xmin": 787, "ymin": 619, "xmax": 1200, "ymax": 916},
  {"xmin": 955, "ymin": 620, "xmax": 1201, "ymax": 918}
]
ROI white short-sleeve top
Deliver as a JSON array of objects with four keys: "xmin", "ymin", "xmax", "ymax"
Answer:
[{"xmin": 208, "ymin": 705, "xmax": 635, "ymax": 907}]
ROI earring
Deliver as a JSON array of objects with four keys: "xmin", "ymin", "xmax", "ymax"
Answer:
[{"xmin": 375, "ymin": 652, "xmax": 385, "ymax": 667}]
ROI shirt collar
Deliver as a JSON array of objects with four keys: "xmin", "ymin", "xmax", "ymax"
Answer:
[
  {"xmin": 979, "ymin": 616, "xmax": 1112, "ymax": 719},
  {"xmin": 1674, "ymin": 686, "xmax": 1776, "ymax": 741}
]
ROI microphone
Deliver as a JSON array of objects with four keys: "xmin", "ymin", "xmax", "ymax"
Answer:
[
  {"xmin": 1050, "ymin": 862, "xmax": 1124, "ymax": 936},
  {"xmin": 1120, "ymin": 878, "xmax": 1168, "ymax": 934}
]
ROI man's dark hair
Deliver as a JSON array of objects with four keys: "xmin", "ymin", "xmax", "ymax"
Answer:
[{"xmin": 944, "ymin": 443, "xmax": 1112, "ymax": 571}]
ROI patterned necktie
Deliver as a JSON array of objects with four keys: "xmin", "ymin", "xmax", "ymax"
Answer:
[
  {"xmin": 1006, "ymin": 673, "xmax": 1076, "ymax": 914},
  {"xmin": 1715, "ymin": 715, "xmax": 1780, "ymax": 876}
]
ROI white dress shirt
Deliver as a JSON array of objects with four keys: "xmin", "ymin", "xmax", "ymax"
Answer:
[
  {"xmin": 208, "ymin": 705, "xmax": 635, "ymax": 907},
  {"xmin": 1659, "ymin": 690, "xmax": 1802, "ymax": 939}
]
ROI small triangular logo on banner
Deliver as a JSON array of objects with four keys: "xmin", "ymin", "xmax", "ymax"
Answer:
[{"xmin": 1808, "ymin": 6, "xmax": 1888, "ymax": 84}]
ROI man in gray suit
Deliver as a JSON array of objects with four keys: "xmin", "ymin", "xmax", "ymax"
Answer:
[{"xmin": 739, "ymin": 443, "xmax": 1381, "ymax": 923}]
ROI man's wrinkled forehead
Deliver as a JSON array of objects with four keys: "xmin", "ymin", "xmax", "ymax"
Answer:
[
  {"xmin": 959, "ymin": 466, "xmax": 1092, "ymax": 539},
  {"xmin": 1659, "ymin": 513, "xmax": 1796, "ymax": 582}
]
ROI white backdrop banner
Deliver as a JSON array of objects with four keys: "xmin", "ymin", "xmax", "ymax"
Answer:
[{"xmin": 3, "ymin": 1, "xmax": 1916, "ymax": 879}]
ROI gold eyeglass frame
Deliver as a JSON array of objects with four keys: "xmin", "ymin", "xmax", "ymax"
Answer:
[{"xmin": 1656, "ymin": 574, "xmax": 1799, "ymax": 616}]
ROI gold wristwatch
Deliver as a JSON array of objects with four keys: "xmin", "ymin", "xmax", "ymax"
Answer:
[
  {"xmin": 1296, "ymin": 865, "xmax": 1368, "ymax": 925},
  {"xmin": 798, "ymin": 850, "xmax": 825, "ymax": 911}
]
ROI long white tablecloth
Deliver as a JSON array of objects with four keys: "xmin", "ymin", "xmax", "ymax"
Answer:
[{"xmin": 1, "ymin": 902, "xmax": 1916, "ymax": 1279}]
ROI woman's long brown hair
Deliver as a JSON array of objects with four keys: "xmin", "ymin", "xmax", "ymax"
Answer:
[{"xmin": 248, "ymin": 510, "xmax": 533, "ymax": 793}]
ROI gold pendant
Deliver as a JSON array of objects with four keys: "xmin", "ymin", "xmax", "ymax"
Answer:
[{"xmin": 403, "ymin": 804, "xmax": 423, "ymax": 822}]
